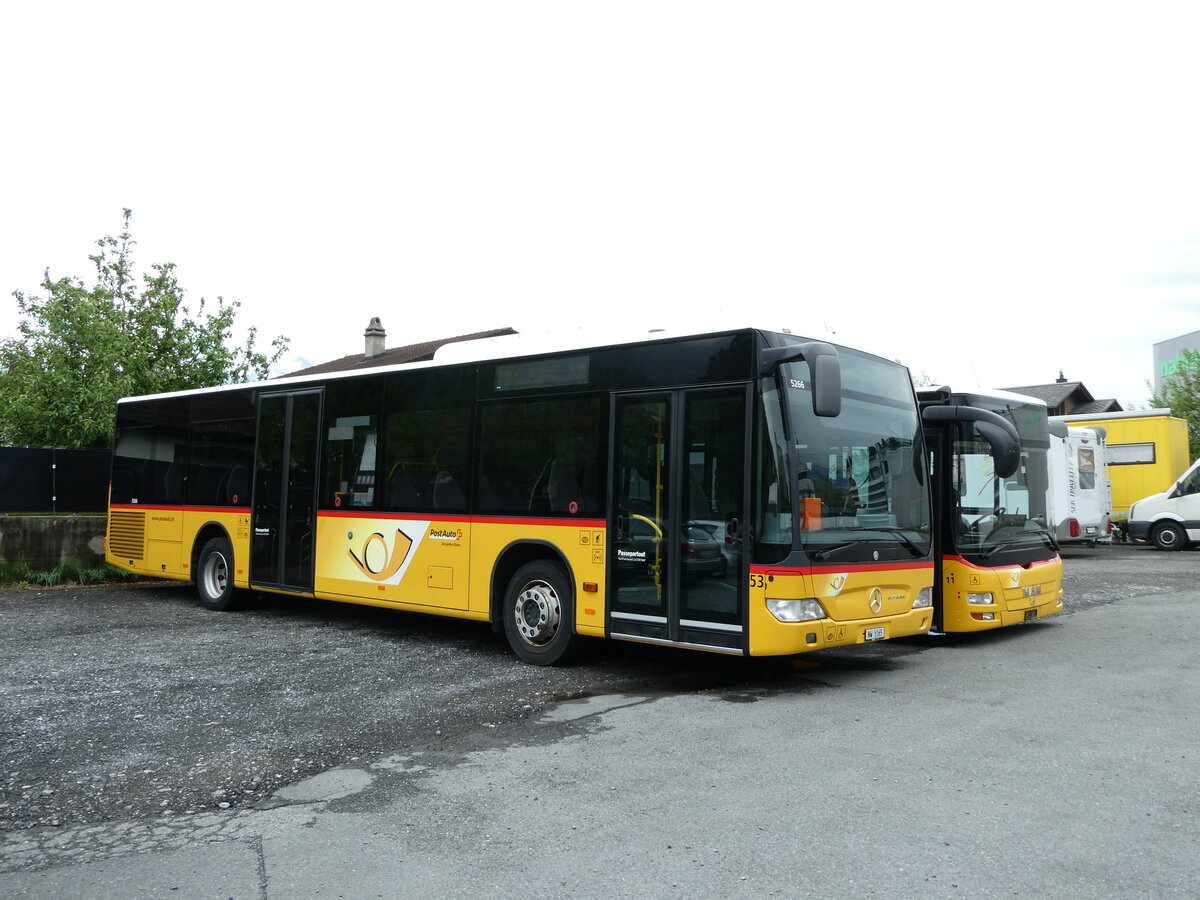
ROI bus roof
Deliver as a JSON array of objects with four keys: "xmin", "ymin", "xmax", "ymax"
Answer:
[
  {"xmin": 924, "ymin": 386, "xmax": 1049, "ymax": 410},
  {"xmin": 117, "ymin": 324, "xmax": 845, "ymax": 405}
]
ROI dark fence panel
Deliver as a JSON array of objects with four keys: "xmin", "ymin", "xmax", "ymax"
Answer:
[{"xmin": 0, "ymin": 449, "xmax": 112, "ymax": 513}]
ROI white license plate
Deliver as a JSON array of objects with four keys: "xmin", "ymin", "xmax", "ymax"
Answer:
[{"xmin": 865, "ymin": 626, "xmax": 886, "ymax": 641}]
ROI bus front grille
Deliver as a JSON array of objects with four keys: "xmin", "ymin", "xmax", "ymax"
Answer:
[{"xmin": 108, "ymin": 510, "xmax": 146, "ymax": 561}]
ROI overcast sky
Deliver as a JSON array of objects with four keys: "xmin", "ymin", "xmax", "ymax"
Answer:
[{"xmin": 3, "ymin": 2, "xmax": 1198, "ymax": 409}]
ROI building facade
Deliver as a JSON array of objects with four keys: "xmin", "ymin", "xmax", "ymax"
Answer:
[{"xmin": 1153, "ymin": 328, "xmax": 1200, "ymax": 396}]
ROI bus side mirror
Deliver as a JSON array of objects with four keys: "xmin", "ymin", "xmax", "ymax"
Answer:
[
  {"xmin": 975, "ymin": 420, "xmax": 1021, "ymax": 479},
  {"xmin": 921, "ymin": 405, "xmax": 1021, "ymax": 479},
  {"xmin": 809, "ymin": 351, "xmax": 842, "ymax": 418},
  {"xmin": 759, "ymin": 341, "xmax": 842, "ymax": 418}
]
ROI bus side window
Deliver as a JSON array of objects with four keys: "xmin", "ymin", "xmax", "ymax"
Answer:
[
  {"xmin": 478, "ymin": 396, "xmax": 604, "ymax": 516},
  {"xmin": 381, "ymin": 369, "xmax": 472, "ymax": 513}
]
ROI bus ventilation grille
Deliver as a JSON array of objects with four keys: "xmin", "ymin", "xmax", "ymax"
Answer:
[{"xmin": 108, "ymin": 510, "xmax": 146, "ymax": 561}]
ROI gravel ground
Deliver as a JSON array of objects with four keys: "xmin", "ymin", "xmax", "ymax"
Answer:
[{"xmin": 0, "ymin": 541, "xmax": 1182, "ymax": 833}]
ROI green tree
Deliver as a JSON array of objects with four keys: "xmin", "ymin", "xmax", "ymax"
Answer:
[
  {"xmin": 1150, "ymin": 347, "xmax": 1200, "ymax": 459},
  {"xmin": 0, "ymin": 210, "xmax": 288, "ymax": 448}
]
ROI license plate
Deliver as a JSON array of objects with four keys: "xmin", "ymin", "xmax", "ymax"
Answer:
[
  {"xmin": 1025, "ymin": 609, "xmax": 1038, "ymax": 622},
  {"xmin": 865, "ymin": 626, "xmax": 886, "ymax": 641}
]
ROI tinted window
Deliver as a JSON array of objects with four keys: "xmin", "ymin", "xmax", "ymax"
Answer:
[
  {"xmin": 477, "ymin": 395, "xmax": 606, "ymax": 516},
  {"xmin": 612, "ymin": 334, "xmax": 752, "ymax": 390},
  {"xmin": 111, "ymin": 398, "xmax": 190, "ymax": 505},
  {"xmin": 381, "ymin": 368, "xmax": 474, "ymax": 513},
  {"xmin": 187, "ymin": 392, "xmax": 256, "ymax": 507},
  {"xmin": 321, "ymin": 376, "xmax": 383, "ymax": 510}
]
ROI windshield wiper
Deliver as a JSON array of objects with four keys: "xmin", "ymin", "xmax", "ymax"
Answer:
[
  {"xmin": 977, "ymin": 530, "xmax": 1060, "ymax": 559},
  {"xmin": 811, "ymin": 541, "xmax": 857, "ymax": 561},
  {"xmin": 810, "ymin": 527, "xmax": 927, "ymax": 561}
]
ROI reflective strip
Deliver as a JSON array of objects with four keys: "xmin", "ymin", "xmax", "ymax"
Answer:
[
  {"xmin": 679, "ymin": 618, "xmax": 743, "ymax": 634},
  {"xmin": 610, "ymin": 633, "xmax": 744, "ymax": 655},
  {"xmin": 611, "ymin": 611, "xmax": 668, "ymax": 625}
]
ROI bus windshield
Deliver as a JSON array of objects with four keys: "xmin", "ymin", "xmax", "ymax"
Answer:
[
  {"xmin": 760, "ymin": 350, "xmax": 931, "ymax": 564},
  {"xmin": 950, "ymin": 394, "xmax": 1053, "ymax": 559}
]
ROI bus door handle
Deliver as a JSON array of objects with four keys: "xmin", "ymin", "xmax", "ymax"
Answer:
[{"xmin": 725, "ymin": 515, "xmax": 739, "ymax": 544}]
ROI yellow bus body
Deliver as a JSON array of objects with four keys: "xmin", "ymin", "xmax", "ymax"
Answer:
[
  {"xmin": 108, "ymin": 505, "xmax": 250, "ymax": 585},
  {"xmin": 747, "ymin": 561, "xmax": 933, "ymax": 655},
  {"xmin": 108, "ymin": 505, "xmax": 935, "ymax": 656},
  {"xmin": 939, "ymin": 554, "xmax": 1063, "ymax": 633}
]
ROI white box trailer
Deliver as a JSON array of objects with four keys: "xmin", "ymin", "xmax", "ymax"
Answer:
[{"xmin": 1046, "ymin": 422, "xmax": 1112, "ymax": 546}]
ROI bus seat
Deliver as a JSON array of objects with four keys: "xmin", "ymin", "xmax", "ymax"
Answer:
[
  {"xmin": 432, "ymin": 471, "xmax": 465, "ymax": 509},
  {"xmin": 481, "ymin": 479, "xmax": 524, "ymax": 513},
  {"xmin": 388, "ymin": 474, "xmax": 422, "ymax": 509}
]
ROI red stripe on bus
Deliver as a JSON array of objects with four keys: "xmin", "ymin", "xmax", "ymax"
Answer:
[
  {"xmin": 108, "ymin": 504, "xmax": 606, "ymax": 529},
  {"xmin": 317, "ymin": 510, "xmax": 605, "ymax": 528},
  {"xmin": 109, "ymin": 504, "xmax": 250, "ymax": 514},
  {"xmin": 749, "ymin": 560, "xmax": 932, "ymax": 575}
]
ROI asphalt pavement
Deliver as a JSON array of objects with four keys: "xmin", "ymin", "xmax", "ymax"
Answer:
[{"xmin": 2, "ymin": 543, "xmax": 1198, "ymax": 898}]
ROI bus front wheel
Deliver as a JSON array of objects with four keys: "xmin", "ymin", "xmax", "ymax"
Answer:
[
  {"xmin": 1151, "ymin": 522, "xmax": 1188, "ymax": 551},
  {"xmin": 503, "ymin": 561, "xmax": 580, "ymax": 665},
  {"xmin": 196, "ymin": 537, "xmax": 242, "ymax": 610}
]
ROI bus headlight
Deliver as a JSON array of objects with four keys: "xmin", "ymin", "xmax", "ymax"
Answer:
[
  {"xmin": 767, "ymin": 598, "xmax": 827, "ymax": 623},
  {"xmin": 967, "ymin": 592, "xmax": 994, "ymax": 605},
  {"xmin": 912, "ymin": 587, "xmax": 932, "ymax": 608}
]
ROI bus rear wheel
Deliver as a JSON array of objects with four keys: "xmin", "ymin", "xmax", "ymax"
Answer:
[
  {"xmin": 196, "ymin": 537, "xmax": 242, "ymax": 610},
  {"xmin": 503, "ymin": 561, "xmax": 580, "ymax": 665},
  {"xmin": 1151, "ymin": 521, "xmax": 1188, "ymax": 551}
]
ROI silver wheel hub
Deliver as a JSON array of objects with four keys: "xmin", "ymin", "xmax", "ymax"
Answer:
[
  {"xmin": 203, "ymin": 552, "xmax": 228, "ymax": 598},
  {"xmin": 514, "ymin": 579, "xmax": 561, "ymax": 646}
]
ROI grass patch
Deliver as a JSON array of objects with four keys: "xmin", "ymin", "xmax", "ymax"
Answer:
[{"xmin": 0, "ymin": 560, "xmax": 140, "ymax": 590}]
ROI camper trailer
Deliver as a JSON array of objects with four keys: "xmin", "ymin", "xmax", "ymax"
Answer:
[
  {"xmin": 1054, "ymin": 409, "xmax": 1188, "ymax": 515},
  {"xmin": 1046, "ymin": 422, "xmax": 1112, "ymax": 546}
]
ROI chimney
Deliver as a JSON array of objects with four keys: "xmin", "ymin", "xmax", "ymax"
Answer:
[
  {"xmin": 1056, "ymin": 370, "xmax": 1067, "ymax": 384},
  {"xmin": 364, "ymin": 317, "xmax": 386, "ymax": 359}
]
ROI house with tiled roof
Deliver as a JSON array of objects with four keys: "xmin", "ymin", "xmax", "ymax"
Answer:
[
  {"xmin": 1002, "ymin": 372, "xmax": 1123, "ymax": 416},
  {"xmin": 286, "ymin": 319, "xmax": 517, "ymax": 377}
]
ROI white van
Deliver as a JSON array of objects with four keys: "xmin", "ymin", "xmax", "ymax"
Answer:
[
  {"xmin": 1046, "ymin": 422, "xmax": 1112, "ymax": 546},
  {"xmin": 1127, "ymin": 457, "xmax": 1200, "ymax": 550}
]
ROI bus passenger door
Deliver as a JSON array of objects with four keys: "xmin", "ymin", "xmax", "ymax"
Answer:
[
  {"xmin": 610, "ymin": 387, "xmax": 748, "ymax": 654},
  {"xmin": 251, "ymin": 390, "xmax": 322, "ymax": 593}
]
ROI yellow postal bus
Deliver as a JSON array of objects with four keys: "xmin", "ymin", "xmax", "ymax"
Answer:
[
  {"xmin": 108, "ymin": 327, "xmax": 973, "ymax": 664},
  {"xmin": 919, "ymin": 388, "xmax": 1064, "ymax": 633}
]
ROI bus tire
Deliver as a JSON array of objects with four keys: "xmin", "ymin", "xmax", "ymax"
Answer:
[
  {"xmin": 502, "ymin": 561, "xmax": 580, "ymax": 665},
  {"xmin": 196, "ymin": 537, "xmax": 242, "ymax": 610},
  {"xmin": 1151, "ymin": 521, "xmax": 1187, "ymax": 551}
]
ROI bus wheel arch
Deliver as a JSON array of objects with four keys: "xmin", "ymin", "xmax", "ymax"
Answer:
[
  {"xmin": 492, "ymin": 543, "xmax": 581, "ymax": 665},
  {"xmin": 1151, "ymin": 520, "xmax": 1188, "ymax": 551},
  {"xmin": 193, "ymin": 526, "xmax": 243, "ymax": 610}
]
